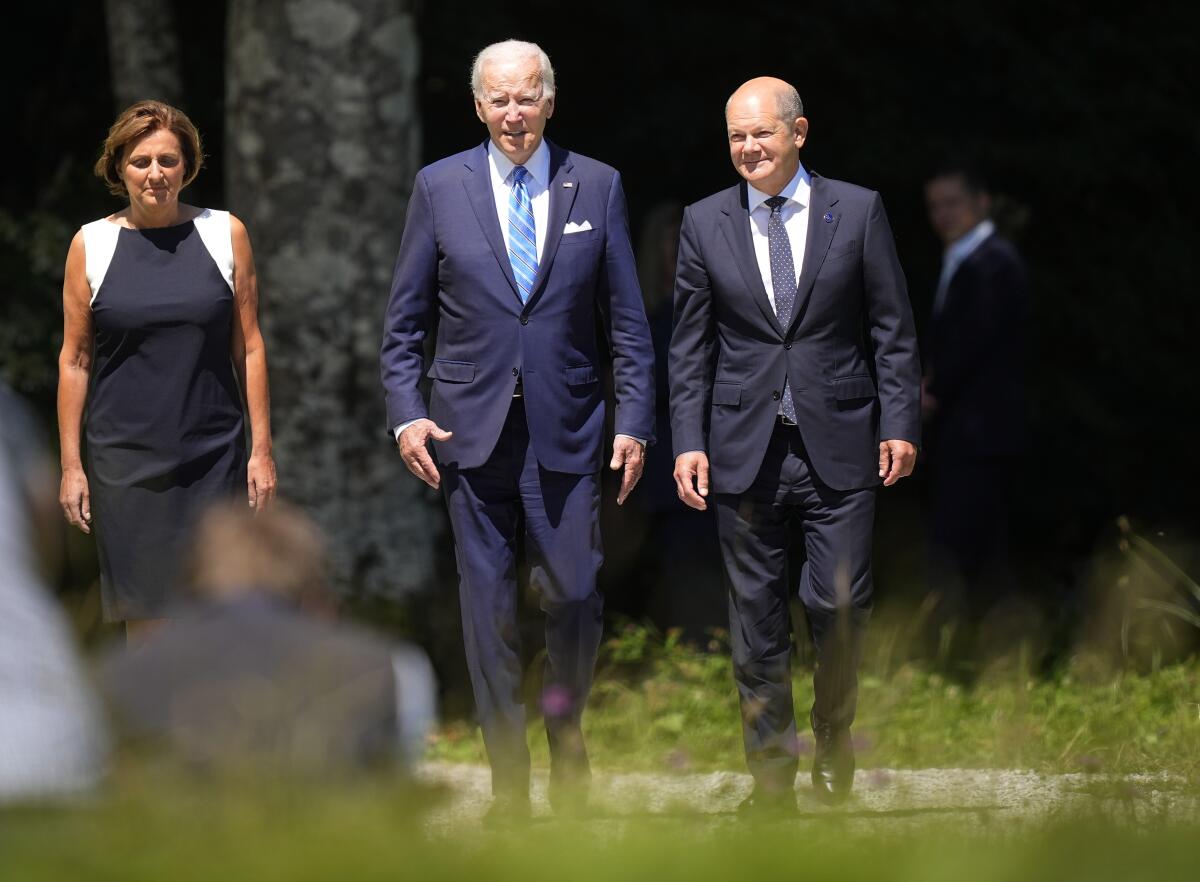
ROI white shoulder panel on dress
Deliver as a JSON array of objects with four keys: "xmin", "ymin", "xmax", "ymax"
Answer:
[
  {"xmin": 80, "ymin": 219, "xmax": 121, "ymax": 306},
  {"xmin": 193, "ymin": 208, "xmax": 236, "ymax": 293}
]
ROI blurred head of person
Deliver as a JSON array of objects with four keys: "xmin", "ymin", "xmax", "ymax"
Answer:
[
  {"xmin": 94, "ymin": 100, "xmax": 204, "ymax": 213},
  {"xmin": 184, "ymin": 501, "xmax": 333, "ymax": 615},
  {"xmin": 101, "ymin": 502, "xmax": 427, "ymax": 777},
  {"xmin": 925, "ymin": 163, "xmax": 992, "ymax": 247}
]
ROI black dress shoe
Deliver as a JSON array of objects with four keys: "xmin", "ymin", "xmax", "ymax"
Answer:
[
  {"xmin": 481, "ymin": 793, "xmax": 532, "ymax": 829},
  {"xmin": 736, "ymin": 790, "xmax": 797, "ymax": 818},
  {"xmin": 811, "ymin": 723, "xmax": 855, "ymax": 805}
]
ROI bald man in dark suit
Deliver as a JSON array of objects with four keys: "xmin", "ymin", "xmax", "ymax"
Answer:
[{"xmin": 670, "ymin": 77, "xmax": 920, "ymax": 810}]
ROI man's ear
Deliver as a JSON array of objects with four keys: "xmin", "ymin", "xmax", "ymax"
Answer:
[
  {"xmin": 794, "ymin": 116, "xmax": 809, "ymax": 149},
  {"xmin": 474, "ymin": 99, "xmax": 486, "ymax": 124},
  {"xmin": 544, "ymin": 95, "xmax": 555, "ymax": 119}
]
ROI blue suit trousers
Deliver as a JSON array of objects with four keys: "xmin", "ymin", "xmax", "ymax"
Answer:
[{"xmin": 442, "ymin": 398, "xmax": 603, "ymax": 796}]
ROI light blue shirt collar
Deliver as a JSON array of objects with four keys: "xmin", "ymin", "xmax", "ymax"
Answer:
[
  {"xmin": 933, "ymin": 219, "xmax": 996, "ymax": 316},
  {"xmin": 944, "ymin": 219, "xmax": 995, "ymax": 266}
]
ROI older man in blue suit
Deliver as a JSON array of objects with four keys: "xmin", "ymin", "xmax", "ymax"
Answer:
[
  {"xmin": 381, "ymin": 40, "xmax": 654, "ymax": 820},
  {"xmin": 670, "ymin": 77, "xmax": 920, "ymax": 811}
]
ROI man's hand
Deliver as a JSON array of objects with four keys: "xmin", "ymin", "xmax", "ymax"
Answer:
[
  {"xmin": 878, "ymin": 440, "xmax": 917, "ymax": 487},
  {"xmin": 399, "ymin": 419, "xmax": 453, "ymax": 489},
  {"xmin": 673, "ymin": 451, "xmax": 710, "ymax": 511},
  {"xmin": 610, "ymin": 435, "xmax": 645, "ymax": 505}
]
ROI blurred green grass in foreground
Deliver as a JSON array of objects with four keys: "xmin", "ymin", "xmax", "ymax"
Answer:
[
  {"xmin": 3, "ymin": 773, "xmax": 1200, "ymax": 882},
  {"xmin": 3, "ymin": 626, "xmax": 1199, "ymax": 879},
  {"xmin": 429, "ymin": 624, "xmax": 1200, "ymax": 777}
]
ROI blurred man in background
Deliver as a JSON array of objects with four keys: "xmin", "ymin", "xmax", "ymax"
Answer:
[
  {"xmin": 0, "ymin": 382, "xmax": 109, "ymax": 803},
  {"xmin": 922, "ymin": 162, "xmax": 1030, "ymax": 645},
  {"xmin": 98, "ymin": 503, "xmax": 435, "ymax": 775}
]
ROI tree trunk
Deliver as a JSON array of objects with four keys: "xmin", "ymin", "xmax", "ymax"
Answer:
[
  {"xmin": 103, "ymin": 0, "xmax": 183, "ymax": 110},
  {"xmin": 225, "ymin": 0, "xmax": 435, "ymax": 600}
]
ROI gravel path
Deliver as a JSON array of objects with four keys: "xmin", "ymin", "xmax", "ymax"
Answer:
[{"xmin": 416, "ymin": 762, "xmax": 1197, "ymax": 835}]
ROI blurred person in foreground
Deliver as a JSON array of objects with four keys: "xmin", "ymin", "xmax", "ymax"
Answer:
[
  {"xmin": 97, "ymin": 503, "xmax": 435, "ymax": 774},
  {"xmin": 57, "ymin": 100, "xmax": 276, "ymax": 641},
  {"xmin": 0, "ymin": 383, "xmax": 109, "ymax": 803},
  {"xmin": 380, "ymin": 40, "xmax": 654, "ymax": 821},
  {"xmin": 922, "ymin": 163, "xmax": 1029, "ymax": 641},
  {"xmin": 670, "ymin": 78, "xmax": 920, "ymax": 810}
]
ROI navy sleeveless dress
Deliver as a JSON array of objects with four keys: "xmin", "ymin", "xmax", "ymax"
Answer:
[{"xmin": 82, "ymin": 211, "xmax": 246, "ymax": 621}]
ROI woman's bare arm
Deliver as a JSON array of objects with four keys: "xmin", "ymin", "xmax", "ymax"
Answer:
[
  {"xmin": 229, "ymin": 214, "xmax": 276, "ymax": 510},
  {"xmin": 57, "ymin": 231, "xmax": 95, "ymax": 533}
]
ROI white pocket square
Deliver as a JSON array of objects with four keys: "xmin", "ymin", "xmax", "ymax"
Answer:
[{"xmin": 563, "ymin": 220, "xmax": 593, "ymax": 234}]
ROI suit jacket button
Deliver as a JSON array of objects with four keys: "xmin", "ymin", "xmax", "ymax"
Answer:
[
  {"xmin": 784, "ymin": 342, "xmax": 792, "ymax": 349},
  {"xmin": 772, "ymin": 391, "xmax": 781, "ymax": 401},
  {"xmin": 520, "ymin": 315, "xmax": 529, "ymax": 325},
  {"xmin": 512, "ymin": 367, "xmax": 519, "ymax": 377}
]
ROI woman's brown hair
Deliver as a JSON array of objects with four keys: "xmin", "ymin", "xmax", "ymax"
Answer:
[{"xmin": 93, "ymin": 100, "xmax": 204, "ymax": 197}]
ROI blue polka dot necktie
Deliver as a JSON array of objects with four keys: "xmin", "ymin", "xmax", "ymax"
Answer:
[
  {"xmin": 508, "ymin": 166, "xmax": 538, "ymax": 302},
  {"xmin": 765, "ymin": 195, "xmax": 797, "ymax": 423}
]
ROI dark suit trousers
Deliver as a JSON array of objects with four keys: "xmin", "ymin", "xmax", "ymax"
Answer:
[
  {"xmin": 714, "ymin": 423, "xmax": 875, "ymax": 793},
  {"xmin": 928, "ymin": 457, "xmax": 1015, "ymax": 621},
  {"xmin": 441, "ymin": 398, "xmax": 603, "ymax": 797}
]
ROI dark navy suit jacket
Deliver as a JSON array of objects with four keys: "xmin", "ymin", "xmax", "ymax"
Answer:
[
  {"xmin": 381, "ymin": 141, "xmax": 655, "ymax": 474},
  {"xmin": 924, "ymin": 232, "xmax": 1028, "ymax": 461},
  {"xmin": 669, "ymin": 175, "xmax": 921, "ymax": 494}
]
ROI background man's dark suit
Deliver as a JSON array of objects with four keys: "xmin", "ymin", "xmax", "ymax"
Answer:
[
  {"xmin": 924, "ymin": 228, "xmax": 1029, "ymax": 622},
  {"xmin": 924, "ymin": 232, "xmax": 1028, "ymax": 461}
]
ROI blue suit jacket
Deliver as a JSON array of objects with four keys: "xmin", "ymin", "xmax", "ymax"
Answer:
[
  {"xmin": 381, "ymin": 141, "xmax": 655, "ymax": 474},
  {"xmin": 669, "ymin": 175, "xmax": 921, "ymax": 494}
]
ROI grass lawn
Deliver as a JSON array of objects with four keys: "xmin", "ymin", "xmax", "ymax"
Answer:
[
  {"xmin": 3, "ymin": 627, "xmax": 1199, "ymax": 880},
  {"xmin": 3, "ymin": 772, "xmax": 1200, "ymax": 881},
  {"xmin": 429, "ymin": 625, "xmax": 1200, "ymax": 778}
]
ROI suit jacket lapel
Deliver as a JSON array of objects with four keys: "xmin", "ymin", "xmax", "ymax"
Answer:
[
  {"xmin": 462, "ymin": 142, "xmax": 519, "ymax": 299},
  {"xmin": 720, "ymin": 184, "xmax": 783, "ymax": 337},
  {"xmin": 523, "ymin": 142, "xmax": 576, "ymax": 312},
  {"xmin": 787, "ymin": 174, "xmax": 840, "ymax": 336}
]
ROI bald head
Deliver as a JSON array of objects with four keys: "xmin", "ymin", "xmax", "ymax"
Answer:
[
  {"xmin": 725, "ymin": 77, "xmax": 809, "ymax": 196},
  {"xmin": 726, "ymin": 77, "xmax": 804, "ymax": 126}
]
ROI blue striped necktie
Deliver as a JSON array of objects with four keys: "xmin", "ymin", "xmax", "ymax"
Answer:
[{"xmin": 508, "ymin": 166, "xmax": 538, "ymax": 302}]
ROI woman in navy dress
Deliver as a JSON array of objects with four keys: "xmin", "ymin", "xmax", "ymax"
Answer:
[{"xmin": 57, "ymin": 101, "xmax": 276, "ymax": 640}]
